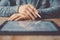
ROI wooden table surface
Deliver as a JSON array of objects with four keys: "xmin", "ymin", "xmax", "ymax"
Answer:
[{"xmin": 0, "ymin": 17, "xmax": 60, "ymax": 40}]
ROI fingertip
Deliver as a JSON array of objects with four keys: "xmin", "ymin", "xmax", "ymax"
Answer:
[{"xmin": 7, "ymin": 18, "xmax": 12, "ymax": 21}]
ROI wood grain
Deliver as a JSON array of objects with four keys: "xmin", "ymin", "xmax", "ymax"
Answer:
[{"xmin": 0, "ymin": 36, "xmax": 60, "ymax": 40}]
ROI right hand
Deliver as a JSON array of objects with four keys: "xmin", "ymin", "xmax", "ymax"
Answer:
[{"xmin": 18, "ymin": 4, "xmax": 41, "ymax": 20}]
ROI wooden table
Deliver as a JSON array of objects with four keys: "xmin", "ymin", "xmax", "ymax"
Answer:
[{"xmin": 0, "ymin": 17, "xmax": 60, "ymax": 40}]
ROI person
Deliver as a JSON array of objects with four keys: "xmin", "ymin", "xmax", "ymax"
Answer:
[{"xmin": 0, "ymin": 0, "xmax": 60, "ymax": 21}]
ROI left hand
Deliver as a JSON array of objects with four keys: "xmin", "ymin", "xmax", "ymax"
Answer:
[{"xmin": 8, "ymin": 13, "xmax": 31, "ymax": 21}]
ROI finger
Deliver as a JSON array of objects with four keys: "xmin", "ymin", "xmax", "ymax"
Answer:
[
  {"xmin": 22, "ymin": 12, "xmax": 31, "ymax": 20},
  {"xmin": 15, "ymin": 17, "xmax": 24, "ymax": 21},
  {"xmin": 25, "ymin": 9, "xmax": 35, "ymax": 20},
  {"xmin": 33, "ymin": 8, "xmax": 41, "ymax": 18},
  {"xmin": 29, "ymin": 4, "xmax": 41, "ymax": 18},
  {"xmin": 15, "ymin": 13, "xmax": 31, "ymax": 21},
  {"xmin": 27, "ymin": 6, "xmax": 37, "ymax": 18},
  {"xmin": 15, "ymin": 15, "xmax": 26, "ymax": 21},
  {"xmin": 8, "ymin": 14, "xmax": 19, "ymax": 21},
  {"xmin": 8, "ymin": 14, "xmax": 16, "ymax": 21}
]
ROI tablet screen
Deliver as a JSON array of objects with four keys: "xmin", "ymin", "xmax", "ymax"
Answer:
[{"xmin": 0, "ymin": 20, "xmax": 58, "ymax": 32}]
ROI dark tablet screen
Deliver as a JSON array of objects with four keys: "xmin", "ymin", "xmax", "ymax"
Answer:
[{"xmin": 0, "ymin": 20, "xmax": 59, "ymax": 32}]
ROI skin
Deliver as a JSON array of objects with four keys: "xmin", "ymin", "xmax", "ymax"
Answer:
[{"xmin": 8, "ymin": 4, "xmax": 41, "ymax": 21}]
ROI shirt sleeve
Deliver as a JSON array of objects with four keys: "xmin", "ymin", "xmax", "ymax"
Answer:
[
  {"xmin": 0, "ymin": 0, "xmax": 19, "ymax": 17},
  {"xmin": 38, "ymin": 0, "xmax": 60, "ymax": 18},
  {"xmin": 0, "ymin": 6, "xmax": 19, "ymax": 17},
  {"xmin": 38, "ymin": 6, "xmax": 60, "ymax": 18}
]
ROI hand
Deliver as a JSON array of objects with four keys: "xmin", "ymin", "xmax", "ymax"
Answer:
[
  {"xmin": 8, "ymin": 4, "xmax": 41, "ymax": 21},
  {"xmin": 8, "ymin": 13, "xmax": 31, "ymax": 21},
  {"xmin": 18, "ymin": 4, "xmax": 41, "ymax": 20}
]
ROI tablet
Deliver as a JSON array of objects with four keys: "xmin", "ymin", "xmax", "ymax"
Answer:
[{"xmin": 0, "ymin": 20, "xmax": 60, "ymax": 35}]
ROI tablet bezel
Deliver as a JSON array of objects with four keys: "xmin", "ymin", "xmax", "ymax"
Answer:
[{"xmin": 0, "ymin": 20, "xmax": 60, "ymax": 35}]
